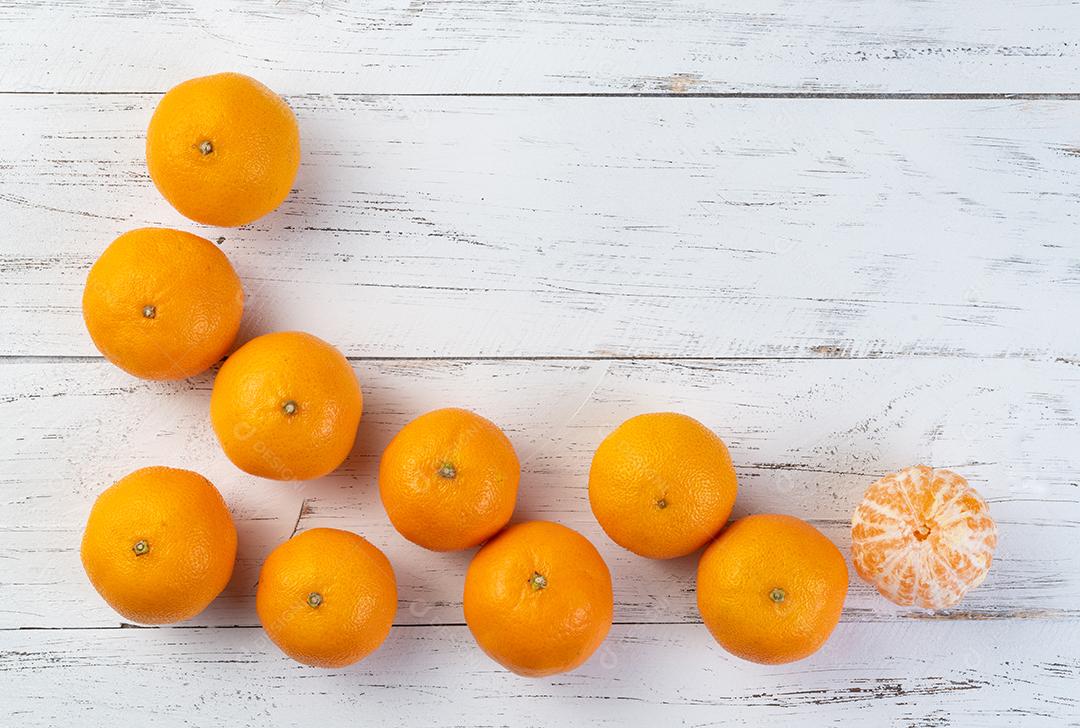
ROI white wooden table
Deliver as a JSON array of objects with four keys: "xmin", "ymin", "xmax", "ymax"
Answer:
[{"xmin": 2, "ymin": 2, "xmax": 1079, "ymax": 725}]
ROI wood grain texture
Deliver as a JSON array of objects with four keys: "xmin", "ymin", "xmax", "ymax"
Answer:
[
  {"xmin": 1, "ymin": 1, "xmax": 1079, "ymax": 94},
  {"xmin": 3, "ymin": 358, "xmax": 1076, "ymax": 629},
  {"xmin": 3, "ymin": 4, "xmax": 1080, "ymax": 722},
  {"xmin": 3, "ymin": 95, "xmax": 1079, "ymax": 358},
  {"xmin": 4, "ymin": 622, "xmax": 1078, "ymax": 726}
]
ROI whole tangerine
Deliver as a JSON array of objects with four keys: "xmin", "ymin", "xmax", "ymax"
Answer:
[
  {"xmin": 80, "ymin": 466, "xmax": 237, "ymax": 624},
  {"xmin": 379, "ymin": 408, "xmax": 520, "ymax": 551},
  {"xmin": 696, "ymin": 514, "xmax": 848, "ymax": 664},
  {"xmin": 146, "ymin": 72, "xmax": 300, "ymax": 227},
  {"xmin": 463, "ymin": 521, "xmax": 613, "ymax": 677},
  {"xmin": 589, "ymin": 412, "xmax": 738, "ymax": 559},
  {"xmin": 82, "ymin": 227, "xmax": 243, "ymax": 380},
  {"xmin": 257, "ymin": 528, "xmax": 397, "ymax": 668},
  {"xmin": 210, "ymin": 331, "xmax": 362, "ymax": 481}
]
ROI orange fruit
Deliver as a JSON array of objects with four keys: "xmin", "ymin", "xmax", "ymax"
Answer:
[
  {"xmin": 851, "ymin": 465, "xmax": 997, "ymax": 609},
  {"xmin": 588, "ymin": 412, "xmax": 737, "ymax": 559},
  {"xmin": 80, "ymin": 466, "xmax": 237, "ymax": 624},
  {"xmin": 379, "ymin": 408, "xmax": 519, "ymax": 551},
  {"xmin": 696, "ymin": 514, "xmax": 848, "ymax": 664},
  {"xmin": 210, "ymin": 331, "xmax": 362, "ymax": 481},
  {"xmin": 146, "ymin": 72, "xmax": 300, "ymax": 227},
  {"xmin": 82, "ymin": 227, "xmax": 243, "ymax": 380},
  {"xmin": 257, "ymin": 528, "xmax": 397, "ymax": 668},
  {"xmin": 463, "ymin": 521, "xmax": 613, "ymax": 677}
]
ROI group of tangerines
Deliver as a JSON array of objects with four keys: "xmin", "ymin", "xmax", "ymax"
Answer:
[{"xmin": 78, "ymin": 73, "xmax": 1000, "ymax": 677}]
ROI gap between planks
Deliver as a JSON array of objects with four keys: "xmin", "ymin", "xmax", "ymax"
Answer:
[
  {"xmin": 1, "ymin": 91, "xmax": 1080, "ymax": 100},
  {"xmin": 1, "ymin": 355, "xmax": 1075, "ymax": 364},
  {"xmin": 5, "ymin": 606, "xmax": 1079, "ymax": 633}
]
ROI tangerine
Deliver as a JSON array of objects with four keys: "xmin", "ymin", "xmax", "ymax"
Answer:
[
  {"xmin": 147, "ymin": 72, "xmax": 300, "ymax": 227},
  {"xmin": 589, "ymin": 413, "xmax": 737, "ymax": 559},
  {"xmin": 379, "ymin": 408, "xmax": 519, "ymax": 551},
  {"xmin": 851, "ymin": 465, "xmax": 997, "ymax": 609},
  {"xmin": 463, "ymin": 521, "xmax": 613, "ymax": 677},
  {"xmin": 210, "ymin": 331, "xmax": 362, "ymax": 481},
  {"xmin": 257, "ymin": 528, "xmax": 397, "ymax": 668},
  {"xmin": 80, "ymin": 466, "xmax": 237, "ymax": 624},
  {"xmin": 696, "ymin": 514, "xmax": 848, "ymax": 664},
  {"xmin": 82, "ymin": 227, "xmax": 243, "ymax": 380}
]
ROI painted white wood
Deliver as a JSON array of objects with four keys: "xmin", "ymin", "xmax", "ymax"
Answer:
[
  {"xmin": 4, "ymin": 621, "xmax": 1078, "ymax": 726},
  {"xmin": 3, "ymin": 358, "xmax": 1076, "ymax": 630},
  {"xmin": 1, "ymin": 1, "xmax": 1079, "ymax": 94},
  {"xmin": 3, "ymin": 95, "xmax": 1079, "ymax": 358},
  {"xmin": 3, "ymin": 4, "xmax": 1079, "ymax": 722}
]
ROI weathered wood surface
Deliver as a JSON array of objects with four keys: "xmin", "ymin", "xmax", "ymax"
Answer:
[
  {"xmin": 2, "ymin": 1, "xmax": 1080, "ymax": 94},
  {"xmin": 3, "ymin": 2, "xmax": 1080, "ymax": 724},
  {"xmin": 2, "ymin": 358, "xmax": 1076, "ymax": 630},
  {"xmin": 4, "ymin": 622, "xmax": 1077, "ymax": 727},
  {"xmin": 3, "ymin": 95, "xmax": 1079, "ymax": 359}
]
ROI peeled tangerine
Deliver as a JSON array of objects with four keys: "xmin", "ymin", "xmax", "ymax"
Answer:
[{"xmin": 851, "ymin": 465, "xmax": 997, "ymax": 609}]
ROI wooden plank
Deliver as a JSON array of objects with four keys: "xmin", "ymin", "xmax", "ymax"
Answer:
[
  {"xmin": 2, "ymin": 95, "xmax": 1078, "ymax": 358},
  {"xmin": 3, "ymin": 621, "xmax": 1077, "ymax": 726},
  {"xmin": 1, "ymin": 1, "xmax": 1079, "ymax": 94},
  {"xmin": 2, "ymin": 358, "xmax": 1076, "ymax": 629}
]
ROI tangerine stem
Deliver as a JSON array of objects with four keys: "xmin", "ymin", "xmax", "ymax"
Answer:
[
  {"xmin": 132, "ymin": 540, "xmax": 150, "ymax": 556},
  {"xmin": 438, "ymin": 463, "xmax": 456, "ymax": 479},
  {"xmin": 307, "ymin": 592, "xmax": 323, "ymax": 608},
  {"xmin": 769, "ymin": 587, "xmax": 785, "ymax": 603},
  {"xmin": 529, "ymin": 572, "xmax": 547, "ymax": 591},
  {"xmin": 142, "ymin": 305, "xmax": 156, "ymax": 319}
]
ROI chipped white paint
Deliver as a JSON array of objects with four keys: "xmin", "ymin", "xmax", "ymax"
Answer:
[
  {"xmin": 2, "ymin": 96, "xmax": 1079, "ymax": 358},
  {"xmin": 5, "ymin": 622, "xmax": 1079, "ymax": 726},
  {"xmin": 1, "ymin": 358, "xmax": 1078, "ymax": 722},
  {"xmin": 1, "ymin": 1, "xmax": 1079, "ymax": 94},
  {"xmin": 1, "ymin": 2, "xmax": 1079, "ymax": 725}
]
